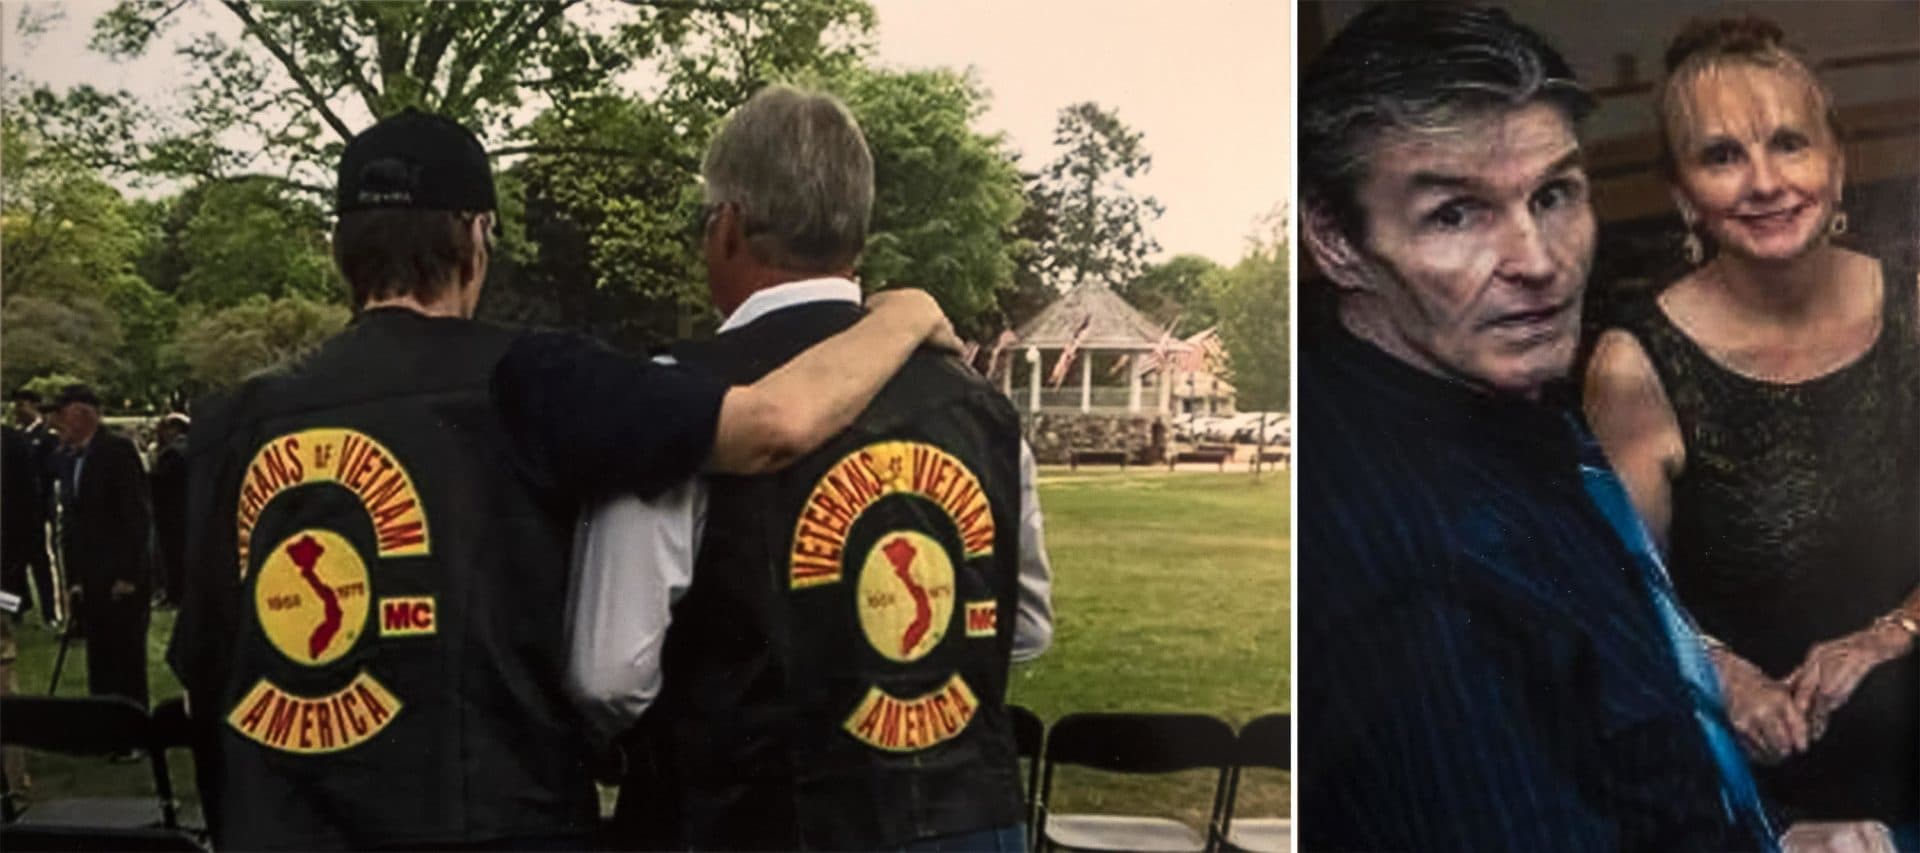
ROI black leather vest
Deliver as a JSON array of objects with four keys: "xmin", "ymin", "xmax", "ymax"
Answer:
[
  {"xmin": 640, "ymin": 299, "xmax": 1026, "ymax": 849},
  {"xmin": 178, "ymin": 308, "xmax": 596, "ymax": 849}
]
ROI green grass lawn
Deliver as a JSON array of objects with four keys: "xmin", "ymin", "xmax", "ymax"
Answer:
[
  {"xmin": 1013, "ymin": 467, "xmax": 1290, "ymax": 830},
  {"xmin": 5, "ymin": 468, "xmax": 1291, "ymax": 837}
]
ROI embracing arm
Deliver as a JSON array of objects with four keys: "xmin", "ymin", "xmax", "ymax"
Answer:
[
  {"xmin": 493, "ymin": 289, "xmax": 958, "ymax": 499},
  {"xmin": 708, "ymin": 289, "xmax": 959, "ymax": 475}
]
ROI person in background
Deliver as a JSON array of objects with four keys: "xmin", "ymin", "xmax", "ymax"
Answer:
[
  {"xmin": 148, "ymin": 413, "xmax": 190, "ymax": 608},
  {"xmin": 1585, "ymin": 16, "xmax": 1918, "ymax": 851},
  {"xmin": 3, "ymin": 389, "xmax": 61, "ymax": 627},
  {"xmin": 48, "ymin": 384, "xmax": 152, "ymax": 717}
]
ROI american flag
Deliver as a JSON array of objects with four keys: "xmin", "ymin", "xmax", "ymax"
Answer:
[
  {"xmin": 985, "ymin": 329, "xmax": 1017, "ymax": 378},
  {"xmin": 1047, "ymin": 315, "xmax": 1093, "ymax": 388},
  {"xmin": 1147, "ymin": 314, "xmax": 1183, "ymax": 370}
]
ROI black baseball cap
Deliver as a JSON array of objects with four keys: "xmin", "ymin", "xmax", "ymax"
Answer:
[
  {"xmin": 51, "ymin": 384, "xmax": 100, "ymax": 409},
  {"xmin": 9, "ymin": 387, "xmax": 39, "ymax": 403},
  {"xmin": 336, "ymin": 108, "xmax": 497, "ymax": 215}
]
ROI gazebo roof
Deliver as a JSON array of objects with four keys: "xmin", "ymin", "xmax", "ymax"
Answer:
[{"xmin": 1013, "ymin": 281, "xmax": 1169, "ymax": 351}]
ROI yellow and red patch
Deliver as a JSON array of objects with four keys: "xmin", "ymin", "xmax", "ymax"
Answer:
[
  {"xmin": 843, "ymin": 675, "xmax": 981, "ymax": 753},
  {"xmin": 236, "ymin": 428, "xmax": 430, "ymax": 578},
  {"xmin": 230, "ymin": 428, "xmax": 435, "ymax": 756},
  {"xmin": 788, "ymin": 441, "xmax": 994, "ymax": 589},
  {"xmin": 227, "ymin": 673, "xmax": 402, "ymax": 754}
]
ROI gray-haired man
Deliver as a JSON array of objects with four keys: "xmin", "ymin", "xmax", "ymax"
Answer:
[{"xmin": 566, "ymin": 84, "xmax": 1052, "ymax": 850}]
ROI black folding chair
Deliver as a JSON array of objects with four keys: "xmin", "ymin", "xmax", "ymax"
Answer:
[
  {"xmin": 0, "ymin": 696, "xmax": 203, "ymax": 851},
  {"xmin": 1216, "ymin": 713, "xmax": 1289, "ymax": 852},
  {"xmin": 1008, "ymin": 704, "xmax": 1046, "ymax": 848},
  {"xmin": 1036, "ymin": 712, "xmax": 1237, "ymax": 852}
]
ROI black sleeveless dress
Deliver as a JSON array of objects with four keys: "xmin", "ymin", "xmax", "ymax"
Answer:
[{"xmin": 1613, "ymin": 261, "xmax": 1920, "ymax": 825}]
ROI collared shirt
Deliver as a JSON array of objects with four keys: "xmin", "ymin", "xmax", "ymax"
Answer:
[
  {"xmin": 565, "ymin": 277, "xmax": 1055, "ymax": 744},
  {"xmin": 1295, "ymin": 290, "xmax": 1760, "ymax": 851}
]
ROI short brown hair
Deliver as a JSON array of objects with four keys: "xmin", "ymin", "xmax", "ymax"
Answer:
[{"xmin": 332, "ymin": 209, "xmax": 481, "ymax": 307}]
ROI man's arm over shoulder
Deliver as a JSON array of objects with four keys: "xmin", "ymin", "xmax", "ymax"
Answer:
[
  {"xmin": 1011, "ymin": 441, "xmax": 1052, "ymax": 662},
  {"xmin": 491, "ymin": 289, "xmax": 958, "ymax": 498}
]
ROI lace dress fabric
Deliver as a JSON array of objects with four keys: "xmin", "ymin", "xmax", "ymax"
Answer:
[{"xmin": 1612, "ymin": 262, "xmax": 1919, "ymax": 824}]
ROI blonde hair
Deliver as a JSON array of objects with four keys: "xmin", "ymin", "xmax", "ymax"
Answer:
[{"xmin": 1654, "ymin": 15, "xmax": 1843, "ymax": 181}]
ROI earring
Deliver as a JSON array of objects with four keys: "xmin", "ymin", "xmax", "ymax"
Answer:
[
  {"xmin": 1683, "ymin": 232, "xmax": 1705, "ymax": 266},
  {"xmin": 1830, "ymin": 211, "xmax": 1849, "ymax": 236}
]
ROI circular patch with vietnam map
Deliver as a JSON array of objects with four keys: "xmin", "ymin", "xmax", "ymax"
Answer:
[
  {"xmin": 253, "ymin": 528, "xmax": 372, "ymax": 666},
  {"xmin": 856, "ymin": 530, "xmax": 957, "ymax": 663}
]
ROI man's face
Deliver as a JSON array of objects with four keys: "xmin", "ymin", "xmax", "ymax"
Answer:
[
  {"xmin": 1330, "ymin": 102, "xmax": 1596, "ymax": 398},
  {"xmin": 10, "ymin": 399, "xmax": 34, "ymax": 424},
  {"xmin": 52, "ymin": 403, "xmax": 97, "ymax": 446}
]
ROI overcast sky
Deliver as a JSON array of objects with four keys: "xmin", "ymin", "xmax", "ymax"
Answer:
[{"xmin": 5, "ymin": 0, "xmax": 1289, "ymax": 266}]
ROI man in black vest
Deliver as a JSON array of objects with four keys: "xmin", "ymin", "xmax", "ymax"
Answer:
[
  {"xmin": 167, "ymin": 108, "xmax": 962, "ymax": 850},
  {"xmin": 563, "ymin": 84, "xmax": 1052, "ymax": 850}
]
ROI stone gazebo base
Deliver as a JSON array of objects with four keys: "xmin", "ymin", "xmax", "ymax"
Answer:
[{"xmin": 1025, "ymin": 412, "xmax": 1167, "ymax": 466}]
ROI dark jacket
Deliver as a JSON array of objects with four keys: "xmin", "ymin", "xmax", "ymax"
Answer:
[
  {"xmin": 624, "ymin": 300, "xmax": 1027, "ymax": 850},
  {"xmin": 60, "ymin": 429, "xmax": 152, "ymax": 598},
  {"xmin": 168, "ymin": 308, "xmax": 597, "ymax": 850}
]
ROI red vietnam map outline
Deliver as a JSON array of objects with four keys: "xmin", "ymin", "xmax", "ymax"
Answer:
[
  {"xmin": 285, "ymin": 534, "xmax": 345, "ymax": 660},
  {"xmin": 881, "ymin": 537, "xmax": 934, "ymax": 657}
]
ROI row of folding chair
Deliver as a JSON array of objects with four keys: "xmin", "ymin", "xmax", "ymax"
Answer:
[
  {"xmin": 1010, "ymin": 707, "xmax": 1291, "ymax": 852},
  {"xmin": 0, "ymin": 695, "xmax": 206, "ymax": 851}
]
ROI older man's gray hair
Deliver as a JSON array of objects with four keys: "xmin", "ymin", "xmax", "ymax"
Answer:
[{"xmin": 703, "ymin": 84, "xmax": 875, "ymax": 273}]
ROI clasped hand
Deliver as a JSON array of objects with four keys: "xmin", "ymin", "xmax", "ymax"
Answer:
[{"xmin": 1714, "ymin": 623, "xmax": 1910, "ymax": 764}]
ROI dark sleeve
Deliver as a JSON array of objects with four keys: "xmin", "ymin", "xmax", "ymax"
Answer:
[
  {"xmin": 167, "ymin": 414, "xmax": 241, "ymax": 708},
  {"xmin": 490, "ymin": 331, "xmax": 725, "ymax": 501},
  {"xmin": 1307, "ymin": 592, "xmax": 1616, "ymax": 852}
]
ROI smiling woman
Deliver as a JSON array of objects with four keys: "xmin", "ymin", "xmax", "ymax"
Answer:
[{"xmin": 1584, "ymin": 14, "xmax": 1920, "ymax": 845}]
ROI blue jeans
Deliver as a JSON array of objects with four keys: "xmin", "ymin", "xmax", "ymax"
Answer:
[{"xmin": 899, "ymin": 823, "xmax": 1026, "ymax": 852}]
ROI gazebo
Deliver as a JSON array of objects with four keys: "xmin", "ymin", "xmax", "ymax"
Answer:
[{"xmin": 1006, "ymin": 281, "xmax": 1183, "ymax": 414}]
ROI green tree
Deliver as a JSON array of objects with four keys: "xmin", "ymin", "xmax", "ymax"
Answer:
[
  {"xmin": 170, "ymin": 295, "xmax": 349, "ymax": 391},
  {"xmin": 1209, "ymin": 224, "xmax": 1288, "ymax": 411},
  {"xmin": 1031, "ymin": 102, "xmax": 1163, "ymax": 290},
  {"xmin": 838, "ymin": 67, "xmax": 1024, "ymax": 328},
  {"xmin": 1, "ymin": 295, "xmax": 120, "ymax": 395},
  {"xmin": 173, "ymin": 178, "xmax": 339, "ymax": 307},
  {"xmin": 1125, "ymin": 253, "xmax": 1222, "ymax": 335},
  {"xmin": 0, "ymin": 118, "xmax": 151, "ymax": 399}
]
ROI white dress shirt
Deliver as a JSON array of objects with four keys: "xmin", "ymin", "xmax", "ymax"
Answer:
[{"xmin": 565, "ymin": 277, "xmax": 1055, "ymax": 745}]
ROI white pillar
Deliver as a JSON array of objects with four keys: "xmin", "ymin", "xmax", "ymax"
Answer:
[
  {"xmin": 1079, "ymin": 353, "xmax": 1093, "ymax": 413},
  {"xmin": 1158, "ymin": 366, "xmax": 1171, "ymax": 413},
  {"xmin": 1127, "ymin": 354, "xmax": 1141, "ymax": 413},
  {"xmin": 1026, "ymin": 347, "xmax": 1041, "ymax": 413}
]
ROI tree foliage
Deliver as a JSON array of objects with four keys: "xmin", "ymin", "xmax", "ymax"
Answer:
[
  {"xmin": 170, "ymin": 295, "xmax": 349, "ymax": 390},
  {"xmin": 840, "ymin": 67, "xmax": 1024, "ymax": 329},
  {"xmin": 1209, "ymin": 218, "xmax": 1289, "ymax": 411},
  {"xmin": 1125, "ymin": 253, "xmax": 1222, "ymax": 336},
  {"xmin": 172, "ymin": 178, "xmax": 339, "ymax": 307},
  {"xmin": 1031, "ymin": 102, "xmax": 1163, "ymax": 290}
]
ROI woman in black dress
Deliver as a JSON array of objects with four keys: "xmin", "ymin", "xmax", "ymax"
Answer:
[{"xmin": 1584, "ymin": 16, "xmax": 1919, "ymax": 850}]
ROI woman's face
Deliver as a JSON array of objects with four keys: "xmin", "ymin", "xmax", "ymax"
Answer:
[{"xmin": 1667, "ymin": 63, "xmax": 1844, "ymax": 265}]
